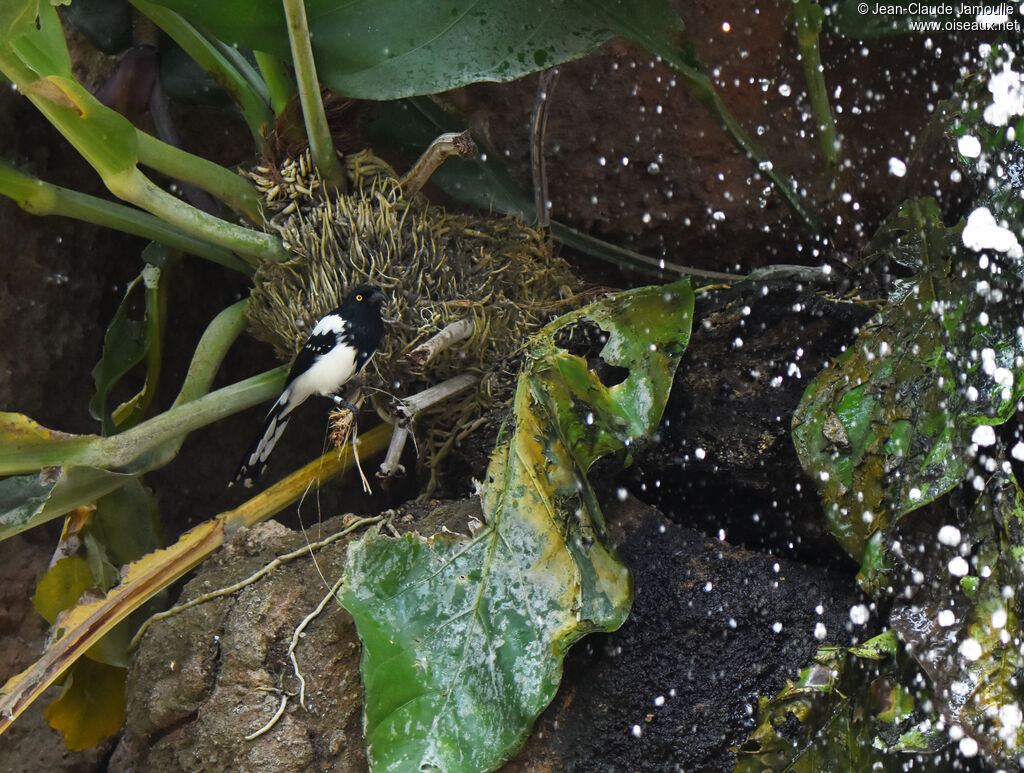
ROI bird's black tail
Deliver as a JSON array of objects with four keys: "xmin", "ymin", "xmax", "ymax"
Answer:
[{"xmin": 233, "ymin": 393, "xmax": 295, "ymax": 488}]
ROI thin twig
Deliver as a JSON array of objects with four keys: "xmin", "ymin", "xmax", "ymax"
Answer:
[
  {"xmin": 407, "ymin": 318, "xmax": 475, "ymax": 371},
  {"xmin": 531, "ymin": 67, "xmax": 559, "ymax": 227},
  {"xmin": 289, "ymin": 571, "xmax": 347, "ymax": 710},
  {"xmin": 397, "ymin": 374, "xmax": 478, "ymax": 419},
  {"xmin": 379, "ymin": 425, "xmax": 410, "ymax": 478},
  {"xmin": 129, "ymin": 515, "xmax": 382, "ymax": 649},
  {"xmin": 400, "ymin": 131, "xmax": 478, "ymax": 198},
  {"xmin": 243, "ymin": 691, "xmax": 289, "ymax": 741},
  {"xmin": 379, "ymin": 375, "xmax": 478, "ymax": 478}
]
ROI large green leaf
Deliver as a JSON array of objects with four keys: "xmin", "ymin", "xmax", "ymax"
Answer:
[
  {"xmin": 341, "ymin": 279, "xmax": 694, "ymax": 773},
  {"xmin": 150, "ymin": 0, "xmax": 682, "ymax": 100},
  {"xmin": 792, "ymin": 200, "xmax": 1024, "ymax": 574}
]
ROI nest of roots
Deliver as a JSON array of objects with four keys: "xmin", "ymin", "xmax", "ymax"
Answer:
[{"xmin": 245, "ymin": 149, "xmax": 583, "ymax": 489}]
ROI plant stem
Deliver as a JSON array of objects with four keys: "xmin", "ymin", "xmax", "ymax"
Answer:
[
  {"xmin": 128, "ymin": 173, "xmax": 287, "ymax": 264},
  {"xmin": 112, "ymin": 366, "xmax": 287, "ymax": 474},
  {"xmin": 656, "ymin": 46, "xmax": 825, "ymax": 236},
  {"xmin": 792, "ymin": 0, "xmax": 839, "ymax": 179},
  {"xmin": 0, "ymin": 52, "xmax": 283, "ymax": 262},
  {"xmin": 146, "ymin": 299, "xmax": 251, "ymax": 467},
  {"xmin": 129, "ymin": 0, "xmax": 273, "ymax": 145},
  {"xmin": 0, "ymin": 159, "xmax": 251, "ymax": 272},
  {"xmin": 255, "ymin": 50, "xmax": 296, "ymax": 115},
  {"xmin": 281, "ymin": 0, "xmax": 345, "ymax": 187},
  {"xmin": 0, "ymin": 367, "xmax": 287, "ymax": 476},
  {"xmin": 551, "ymin": 221, "xmax": 740, "ymax": 280},
  {"xmin": 134, "ymin": 132, "xmax": 263, "ymax": 223},
  {"xmin": 172, "ymin": 300, "xmax": 251, "ymax": 407}
]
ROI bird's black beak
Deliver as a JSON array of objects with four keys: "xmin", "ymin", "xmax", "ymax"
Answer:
[{"xmin": 370, "ymin": 287, "xmax": 385, "ymax": 304}]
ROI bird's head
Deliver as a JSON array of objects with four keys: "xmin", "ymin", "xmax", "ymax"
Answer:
[{"xmin": 344, "ymin": 284, "xmax": 385, "ymax": 314}]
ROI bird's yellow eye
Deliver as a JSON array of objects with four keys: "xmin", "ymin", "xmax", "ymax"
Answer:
[{"xmin": 356, "ymin": 294, "xmax": 363, "ymax": 302}]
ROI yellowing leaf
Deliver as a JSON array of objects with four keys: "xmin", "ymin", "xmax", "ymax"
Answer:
[
  {"xmin": 43, "ymin": 659, "xmax": 126, "ymax": 751},
  {"xmin": 32, "ymin": 556, "xmax": 94, "ymax": 625}
]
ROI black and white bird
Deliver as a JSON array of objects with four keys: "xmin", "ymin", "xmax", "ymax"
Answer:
[{"xmin": 234, "ymin": 284, "xmax": 386, "ymax": 487}]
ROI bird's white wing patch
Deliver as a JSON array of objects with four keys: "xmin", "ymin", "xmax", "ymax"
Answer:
[{"xmin": 310, "ymin": 313, "xmax": 345, "ymax": 337}]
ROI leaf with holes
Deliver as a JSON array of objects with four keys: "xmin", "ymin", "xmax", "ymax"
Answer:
[{"xmin": 341, "ymin": 279, "xmax": 693, "ymax": 773}]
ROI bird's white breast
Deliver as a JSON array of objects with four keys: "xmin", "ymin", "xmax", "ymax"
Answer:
[{"xmin": 292, "ymin": 342, "xmax": 358, "ymax": 398}]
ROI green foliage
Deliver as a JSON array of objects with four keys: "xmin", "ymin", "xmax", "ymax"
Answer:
[
  {"xmin": 151, "ymin": 0, "xmax": 680, "ymax": 100},
  {"xmin": 792, "ymin": 199, "xmax": 1023, "ymax": 583},
  {"xmin": 889, "ymin": 473, "xmax": 1024, "ymax": 765},
  {"xmin": 0, "ymin": 459, "xmax": 136, "ymax": 542},
  {"xmin": 90, "ymin": 260, "xmax": 168, "ymax": 435},
  {"xmin": 734, "ymin": 632, "xmax": 949, "ymax": 771},
  {"xmin": 341, "ymin": 280, "xmax": 694, "ymax": 773},
  {"xmin": 789, "ymin": 48, "xmax": 1024, "ymax": 770}
]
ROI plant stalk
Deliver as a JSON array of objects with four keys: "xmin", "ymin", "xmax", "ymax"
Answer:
[
  {"xmin": 793, "ymin": 0, "xmax": 840, "ymax": 178},
  {"xmin": 128, "ymin": 173, "xmax": 287, "ymax": 264},
  {"xmin": 281, "ymin": 0, "xmax": 345, "ymax": 187},
  {"xmin": 134, "ymin": 132, "xmax": 263, "ymax": 223},
  {"xmin": 0, "ymin": 367, "xmax": 287, "ymax": 476},
  {"xmin": 0, "ymin": 159, "xmax": 251, "ymax": 272},
  {"xmin": 255, "ymin": 50, "xmax": 297, "ymax": 115}
]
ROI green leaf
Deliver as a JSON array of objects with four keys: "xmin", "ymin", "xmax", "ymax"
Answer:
[
  {"xmin": 792, "ymin": 202, "xmax": 1024, "ymax": 575},
  {"xmin": 7, "ymin": 0, "xmax": 71, "ymax": 77},
  {"xmin": 0, "ymin": 0, "xmax": 42, "ymax": 44},
  {"xmin": 949, "ymin": 44, "xmax": 1024, "ymax": 254},
  {"xmin": 43, "ymin": 658, "xmax": 126, "ymax": 751},
  {"xmin": 63, "ymin": 0, "xmax": 133, "ymax": 54},
  {"xmin": 733, "ymin": 632, "xmax": 949, "ymax": 772},
  {"xmin": 341, "ymin": 279, "xmax": 694, "ymax": 773},
  {"xmin": 864, "ymin": 197, "xmax": 962, "ymax": 271},
  {"xmin": 89, "ymin": 478, "xmax": 161, "ymax": 568},
  {"xmin": 150, "ymin": 0, "xmax": 681, "ymax": 99},
  {"xmin": 0, "ymin": 465, "xmax": 135, "ymax": 541},
  {"xmin": 90, "ymin": 261, "xmax": 167, "ymax": 435}
]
